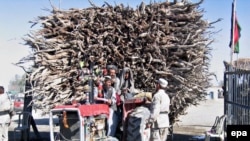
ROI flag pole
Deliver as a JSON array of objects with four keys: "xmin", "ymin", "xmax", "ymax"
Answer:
[{"xmin": 230, "ymin": 0, "xmax": 236, "ymax": 65}]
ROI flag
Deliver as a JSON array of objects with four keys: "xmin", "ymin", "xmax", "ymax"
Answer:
[
  {"xmin": 232, "ymin": 16, "xmax": 241, "ymax": 53},
  {"xmin": 229, "ymin": 1, "xmax": 241, "ymax": 54}
]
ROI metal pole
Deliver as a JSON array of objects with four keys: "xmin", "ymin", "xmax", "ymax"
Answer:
[
  {"xmin": 230, "ymin": 0, "xmax": 236, "ymax": 65},
  {"xmin": 88, "ymin": 61, "xmax": 94, "ymax": 104}
]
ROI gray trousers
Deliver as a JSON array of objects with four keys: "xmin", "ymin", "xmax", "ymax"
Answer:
[
  {"xmin": 107, "ymin": 108, "xmax": 119, "ymax": 137},
  {"xmin": 0, "ymin": 123, "xmax": 9, "ymax": 141},
  {"xmin": 150, "ymin": 127, "xmax": 169, "ymax": 141}
]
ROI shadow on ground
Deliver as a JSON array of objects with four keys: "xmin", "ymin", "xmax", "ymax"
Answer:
[
  {"xmin": 9, "ymin": 131, "xmax": 50, "ymax": 141},
  {"xmin": 173, "ymin": 133, "xmax": 205, "ymax": 141},
  {"xmin": 9, "ymin": 131, "xmax": 204, "ymax": 141}
]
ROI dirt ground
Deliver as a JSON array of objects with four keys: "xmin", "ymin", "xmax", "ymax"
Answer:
[
  {"xmin": 174, "ymin": 98, "xmax": 224, "ymax": 140},
  {"xmin": 8, "ymin": 99, "xmax": 224, "ymax": 141}
]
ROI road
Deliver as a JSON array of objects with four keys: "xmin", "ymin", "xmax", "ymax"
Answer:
[{"xmin": 174, "ymin": 98, "xmax": 224, "ymax": 140}]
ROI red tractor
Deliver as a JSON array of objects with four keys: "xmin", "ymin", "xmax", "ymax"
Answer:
[
  {"xmin": 49, "ymin": 64, "xmax": 153, "ymax": 141},
  {"xmin": 49, "ymin": 96, "xmax": 151, "ymax": 141}
]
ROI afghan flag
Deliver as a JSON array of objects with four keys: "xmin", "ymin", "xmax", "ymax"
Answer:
[
  {"xmin": 229, "ymin": 2, "xmax": 241, "ymax": 53},
  {"xmin": 232, "ymin": 16, "xmax": 241, "ymax": 53}
]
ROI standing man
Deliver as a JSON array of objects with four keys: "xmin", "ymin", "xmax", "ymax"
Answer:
[
  {"xmin": 107, "ymin": 65, "xmax": 120, "ymax": 93},
  {"xmin": 94, "ymin": 76, "xmax": 118, "ymax": 137},
  {"xmin": 149, "ymin": 78, "xmax": 170, "ymax": 141},
  {"xmin": 0, "ymin": 86, "xmax": 12, "ymax": 141}
]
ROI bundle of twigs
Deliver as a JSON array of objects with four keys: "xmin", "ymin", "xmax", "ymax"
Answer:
[{"xmin": 17, "ymin": 0, "xmax": 220, "ymax": 122}]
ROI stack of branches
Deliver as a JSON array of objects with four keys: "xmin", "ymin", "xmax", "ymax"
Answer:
[{"xmin": 17, "ymin": 0, "xmax": 220, "ymax": 122}]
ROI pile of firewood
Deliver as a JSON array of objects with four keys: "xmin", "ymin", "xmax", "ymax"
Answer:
[{"xmin": 17, "ymin": 0, "xmax": 220, "ymax": 122}]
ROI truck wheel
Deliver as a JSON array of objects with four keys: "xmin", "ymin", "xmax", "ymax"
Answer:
[{"xmin": 126, "ymin": 106, "xmax": 150, "ymax": 141}]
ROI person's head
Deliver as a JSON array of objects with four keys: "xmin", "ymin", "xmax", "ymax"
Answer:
[
  {"xmin": 155, "ymin": 78, "xmax": 168, "ymax": 90},
  {"xmin": 108, "ymin": 69, "xmax": 117, "ymax": 80},
  {"xmin": 94, "ymin": 76, "xmax": 101, "ymax": 86},
  {"xmin": 107, "ymin": 65, "xmax": 117, "ymax": 79},
  {"xmin": 104, "ymin": 76, "xmax": 112, "ymax": 88},
  {"xmin": 122, "ymin": 67, "xmax": 132, "ymax": 80},
  {"xmin": 102, "ymin": 69, "xmax": 108, "ymax": 76},
  {"xmin": 0, "ymin": 86, "xmax": 4, "ymax": 94},
  {"xmin": 124, "ymin": 71, "xmax": 130, "ymax": 80}
]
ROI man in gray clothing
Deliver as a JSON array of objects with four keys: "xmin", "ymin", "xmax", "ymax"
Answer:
[
  {"xmin": 0, "ymin": 86, "xmax": 12, "ymax": 141},
  {"xmin": 149, "ymin": 78, "xmax": 170, "ymax": 141},
  {"xmin": 94, "ymin": 76, "xmax": 118, "ymax": 137},
  {"xmin": 107, "ymin": 65, "xmax": 120, "ymax": 93}
]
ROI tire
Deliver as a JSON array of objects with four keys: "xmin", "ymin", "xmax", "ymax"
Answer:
[{"xmin": 126, "ymin": 106, "xmax": 150, "ymax": 141}]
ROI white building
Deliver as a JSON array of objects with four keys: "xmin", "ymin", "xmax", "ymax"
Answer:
[{"xmin": 206, "ymin": 86, "xmax": 223, "ymax": 100}]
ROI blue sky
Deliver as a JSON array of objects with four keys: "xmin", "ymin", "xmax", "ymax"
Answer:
[{"xmin": 1, "ymin": 0, "xmax": 250, "ymax": 90}]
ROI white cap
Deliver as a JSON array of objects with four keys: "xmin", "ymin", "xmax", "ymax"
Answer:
[
  {"xmin": 104, "ymin": 76, "xmax": 112, "ymax": 81},
  {"xmin": 157, "ymin": 78, "xmax": 168, "ymax": 88}
]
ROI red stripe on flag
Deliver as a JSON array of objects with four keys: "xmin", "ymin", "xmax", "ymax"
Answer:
[{"xmin": 233, "ymin": 16, "xmax": 241, "ymax": 53}]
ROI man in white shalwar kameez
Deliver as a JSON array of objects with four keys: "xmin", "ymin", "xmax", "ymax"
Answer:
[
  {"xmin": 0, "ymin": 86, "xmax": 12, "ymax": 141},
  {"xmin": 149, "ymin": 78, "xmax": 170, "ymax": 141}
]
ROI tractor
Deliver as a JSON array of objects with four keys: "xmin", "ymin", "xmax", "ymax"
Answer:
[
  {"xmin": 49, "ymin": 63, "xmax": 155, "ymax": 141},
  {"xmin": 49, "ymin": 96, "xmax": 152, "ymax": 141}
]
